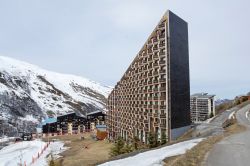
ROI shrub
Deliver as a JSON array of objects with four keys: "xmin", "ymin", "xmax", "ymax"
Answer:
[
  {"xmin": 110, "ymin": 137, "xmax": 125, "ymax": 157},
  {"xmin": 161, "ymin": 132, "xmax": 167, "ymax": 145}
]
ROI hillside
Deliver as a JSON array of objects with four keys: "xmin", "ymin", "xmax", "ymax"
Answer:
[{"xmin": 0, "ymin": 56, "xmax": 111, "ymax": 136}]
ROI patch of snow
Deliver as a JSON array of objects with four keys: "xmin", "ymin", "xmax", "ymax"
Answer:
[
  {"xmin": 245, "ymin": 111, "xmax": 250, "ymax": 120},
  {"xmin": 228, "ymin": 111, "xmax": 235, "ymax": 120},
  {"xmin": 0, "ymin": 136, "xmax": 15, "ymax": 143},
  {"xmin": 99, "ymin": 138, "xmax": 204, "ymax": 166},
  {"xmin": 19, "ymin": 115, "xmax": 39, "ymax": 123},
  {"xmin": 205, "ymin": 116, "xmax": 216, "ymax": 123},
  {"xmin": 0, "ymin": 139, "xmax": 67, "ymax": 166}
]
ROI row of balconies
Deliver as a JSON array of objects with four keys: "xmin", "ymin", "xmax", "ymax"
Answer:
[{"xmin": 108, "ymin": 91, "xmax": 166, "ymax": 100}]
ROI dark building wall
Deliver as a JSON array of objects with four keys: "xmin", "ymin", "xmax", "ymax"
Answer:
[{"xmin": 168, "ymin": 11, "xmax": 191, "ymax": 129}]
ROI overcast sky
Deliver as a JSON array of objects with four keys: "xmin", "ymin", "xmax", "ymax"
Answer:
[{"xmin": 0, "ymin": 0, "xmax": 249, "ymax": 99}]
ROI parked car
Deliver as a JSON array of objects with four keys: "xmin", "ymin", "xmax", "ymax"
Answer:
[{"xmin": 22, "ymin": 133, "xmax": 32, "ymax": 141}]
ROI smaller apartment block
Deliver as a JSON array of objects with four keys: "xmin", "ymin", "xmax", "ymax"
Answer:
[
  {"xmin": 42, "ymin": 112, "xmax": 105, "ymax": 136},
  {"xmin": 190, "ymin": 93, "xmax": 215, "ymax": 123}
]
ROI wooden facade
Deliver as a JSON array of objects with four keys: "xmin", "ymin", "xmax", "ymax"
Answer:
[{"xmin": 42, "ymin": 112, "xmax": 106, "ymax": 135}]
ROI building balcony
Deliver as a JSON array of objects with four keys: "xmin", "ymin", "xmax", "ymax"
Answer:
[
  {"xmin": 153, "ymin": 47, "xmax": 158, "ymax": 51},
  {"xmin": 153, "ymin": 88, "xmax": 159, "ymax": 92},
  {"xmin": 160, "ymin": 105, "xmax": 166, "ymax": 109},
  {"xmin": 153, "ymin": 80, "xmax": 158, "ymax": 83},
  {"xmin": 160, "ymin": 96, "xmax": 166, "ymax": 100},
  {"xmin": 160, "ymin": 87, "xmax": 166, "ymax": 91},
  {"xmin": 159, "ymin": 43, "xmax": 165, "ymax": 48},
  {"xmin": 153, "ymin": 70, "xmax": 158, "ymax": 75},
  {"xmin": 153, "ymin": 63, "xmax": 158, "ymax": 67},
  {"xmin": 153, "ymin": 54, "xmax": 158, "ymax": 59},
  {"xmin": 158, "ymin": 23, "xmax": 165, "ymax": 28},
  {"xmin": 160, "ymin": 114, "xmax": 166, "ymax": 118},
  {"xmin": 153, "ymin": 105, "xmax": 159, "ymax": 109},
  {"xmin": 159, "ymin": 34, "xmax": 165, "ymax": 39},
  {"xmin": 160, "ymin": 124, "xmax": 166, "ymax": 128},
  {"xmin": 159, "ymin": 52, "xmax": 165, "ymax": 56},
  {"xmin": 159, "ymin": 78, "xmax": 166, "ymax": 83},
  {"xmin": 154, "ymin": 96, "xmax": 158, "ymax": 100},
  {"xmin": 154, "ymin": 123, "xmax": 159, "ymax": 127},
  {"xmin": 159, "ymin": 69, "xmax": 166, "ymax": 74},
  {"xmin": 159, "ymin": 60, "xmax": 165, "ymax": 65}
]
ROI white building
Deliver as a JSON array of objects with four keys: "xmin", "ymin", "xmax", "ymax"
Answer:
[{"xmin": 190, "ymin": 93, "xmax": 215, "ymax": 123}]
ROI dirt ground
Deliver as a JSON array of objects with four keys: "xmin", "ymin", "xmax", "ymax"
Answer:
[{"xmin": 47, "ymin": 133, "xmax": 113, "ymax": 166}]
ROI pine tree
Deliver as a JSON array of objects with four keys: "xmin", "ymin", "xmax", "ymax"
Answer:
[
  {"xmin": 132, "ymin": 136, "xmax": 140, "ymax": 150},
  {"xmin": 161, "ymin": 132, "xmax": 167, "ymax": 145},
  {"xmin": 148, "ymin": 132, "xmax": 157, "ymax": 148},
  {"xmin": 122, "ymin": 144, "xmax": 133, "ymax": 153},
  {"xmin": 110, "ymin": 137, "xmax": 125, "ymax": 156}
]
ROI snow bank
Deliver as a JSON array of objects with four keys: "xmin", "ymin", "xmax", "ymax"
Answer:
[
  {"xmin": 0, "ymin": 139, "xmax": 66, "ymax": 166},
  {"xmin": 0, "ymin": 137, "xmax": 15, "ymax": 143},
  {"xmin": 228, "ymin": 111, "xmax": 236, "ymax": 120},
  {"xmin": 99, "ymin": 138, "xmax": 204, "ymax": 166}
]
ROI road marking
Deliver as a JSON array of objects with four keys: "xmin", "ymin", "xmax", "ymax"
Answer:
[{"xmin": 245, "ymin": 111, "xmax": 250, "ymax": 120}]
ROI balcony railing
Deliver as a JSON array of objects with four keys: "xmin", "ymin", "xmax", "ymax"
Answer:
[
  {"xmin": 160, "ymin": 87, "xmax": 166, "ymax": 91},
  {"xmin": 159, "ymin": 34, "xmax": 165, "ymax": 39},
  {"xmin": 159, "ymin": 60, "xmax": 165, "ymax": 65},
  {"xmin": 159, "ymin": 43, "xmax": 165, "ymax": 47},
  {"xmin": 153, "ymin": 63, "xmax": 158, "ymax": 67},
  {"xmin": 153, "ymin": 54, "xmax": 158, "ymax": 59},
  {"xmin": 160, "ymin": 105, "xmax": 166, "ymax": 109},
  {"xmin": 159, "ymin": 78, "xmax": 166, "ymax": 83},
  {"xmin": 160, "ymin": 96, "xmax": 166, "ymax": 100},
  {"xmin": 160, "ymin": 114, "xmax": 166, "ymax": 118},
  {"xmin": 158, "ymin": 23, "xmax": 165, "ymax": 28},
  {"xmin": 153, "ymin": 38, "xmax": 157, "ymax": 42},
  {"xmin": 159, "ymin": 52, "xmax": 165, "ymax": 56},
  {"xmin": 153, "ymin": 88, "xmax": 159, "ymax": 92},
  {"xmin": 153, "ymin": 80, "xmax": 158, "ymax": 83},
  {"xmin": 160, "ymin": 69, "xmax": 166, "ymax": 74}
]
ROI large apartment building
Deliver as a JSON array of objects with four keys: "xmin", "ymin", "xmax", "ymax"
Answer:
[
  {"xmin": 190, "ymin": 93, "xmax": 215, "ymax": 123},
  {"xmin": 107, "ymin": 10, "xmax": 191, "ymax": 143}
]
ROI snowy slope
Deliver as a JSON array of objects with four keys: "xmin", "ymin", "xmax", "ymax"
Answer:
[
  {"xmin": 0, "ymin": 139, "xmax": 66, "ymax": 166},
  {"xmin": 0, "ymin": 56, "xmax": 111, "ymax": 135},
  {"xmin": 99, "ymin": 138, "xmax": 204, "ymax": 166}
]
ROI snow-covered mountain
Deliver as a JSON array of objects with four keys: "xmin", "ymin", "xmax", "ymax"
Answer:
[
  {"xmin": 0, "ymin": 56, "xmax": 112, "ymax": 136},
  {"xmin": 215, "ymin": 99, "xmax": 232, "ymax": 106}
]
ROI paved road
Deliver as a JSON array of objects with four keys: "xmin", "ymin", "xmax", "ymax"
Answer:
[
  {"xmin": 193, "ymin": 107, "xmax": 238, "ymax": 137},
  {"xmin": 205, "ymin": 104, "xmax": 250, "ymax": 166}
]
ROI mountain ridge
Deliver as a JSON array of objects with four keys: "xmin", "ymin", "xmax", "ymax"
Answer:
[{"xmin": 0, "ymin": 56, "xmax": 112, "ymax": 136}]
